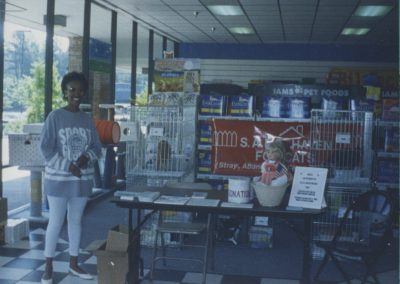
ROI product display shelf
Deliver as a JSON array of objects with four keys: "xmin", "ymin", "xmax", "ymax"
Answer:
[
  {"xmin": 373, "ymin": 119, "xmax": 399, "ymax": 190},
  {"xmin": 197, "ymin": 145, "xmax": 211, "ymax": 151},
  {"xmin": 255, "ymin": 116, "xmax": 310, "ymax": 123},
  {"xmin": 198, "ymin": 115, "xmax": 255, "ymax": 121},
  {"xmin": 197, "ymin": 173, "xmax": 249, "ymax": 180}
]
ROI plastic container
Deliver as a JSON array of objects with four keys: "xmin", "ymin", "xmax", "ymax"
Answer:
[
  {"xmin": 252, "ymin": 182, "xmax": 288, "ymax": 207},
  {"xmin": 228, "ymin": 178, "xmax": 251, "ymax": 203}
]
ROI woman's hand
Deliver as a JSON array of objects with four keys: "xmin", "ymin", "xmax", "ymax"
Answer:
[
  {"xmin": 69, "ymin": 162, "xmax": 82, "ymax": 178},
  {"xmin": 76, "ymin": 154, "xmax": 89, "ymax": 169}
]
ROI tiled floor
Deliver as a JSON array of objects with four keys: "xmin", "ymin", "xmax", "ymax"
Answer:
[
  {"xmin": 0, "ymin": 228, "xmax": 299, "ymax": 284},
  {"xmin": 0, "ymin": 228, "xmax": 397, "ymax": 284}
]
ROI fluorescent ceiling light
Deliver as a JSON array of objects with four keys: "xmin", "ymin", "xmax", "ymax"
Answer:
[
  {"xmin": 229, "ymin": 27, "xmax": 254, "ymax": 34},
  {"xmin": 208, "ymin": 5, "xmax": 243, "ymax": 16},
  {"xmin": 354, "ymin": 5, "xmax": 392, "ymax": 17},
  {"xmin": 341, "ymin": 28, "xmax": 370, "ymax": 35}
]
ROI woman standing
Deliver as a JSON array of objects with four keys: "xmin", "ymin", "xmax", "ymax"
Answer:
[{"xmin": 39, "ymin": 71, "xmax": 102, "ymax": 283}]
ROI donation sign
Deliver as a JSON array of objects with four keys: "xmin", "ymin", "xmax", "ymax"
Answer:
[
  {"xmin": 211, "ymin": 120, "xmax": 310, "ymax": 176},
  {"xmin": 288, "ymin": 167, "xmax": 328, "ymax": 209}
]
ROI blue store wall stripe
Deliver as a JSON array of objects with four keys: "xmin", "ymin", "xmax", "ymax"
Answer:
[{"xmin": 180, "ymin": 43, "xmax": 397, "ymax": 62}]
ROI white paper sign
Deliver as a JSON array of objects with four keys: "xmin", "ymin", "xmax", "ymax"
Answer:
[
  {"xmin": 149, "ymin": 127, "xmax": 164, "ymax": 136},
  {"xmin": 288, "ymin": 166, "xmax": 328, "ymax": 209},
  {"xmin": 335, "ymin": 132, "xmax": 351, "ymax": 144}
]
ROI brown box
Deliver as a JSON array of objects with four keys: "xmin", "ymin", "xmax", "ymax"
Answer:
[
  {"xmin": 93, "ymin": 242, "xmax": 128, "ymax": 284},
  {"xmin": 88, "ymin": 225, "xmax": 137, "ymax": 284},
  {"xmin": 105, "ymin": 224, "xmax": 129, "ymax": 251},
  {"xmin": 0, "ymin": 198, "xmax": 7, "ymax": 224}
]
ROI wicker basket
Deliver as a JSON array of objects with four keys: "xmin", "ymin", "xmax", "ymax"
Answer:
[{"xmin": 252, "ymin": 182, "xmax": 288, "ymax": 207}]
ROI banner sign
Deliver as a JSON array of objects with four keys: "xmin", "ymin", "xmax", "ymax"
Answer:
[
  {"xmin": 264, "ymin": 83, "xmax": 351, "ymax": 98},
  {"xmin": 211, "ymin": 120, "xmax": 310, "ymax": 176}
]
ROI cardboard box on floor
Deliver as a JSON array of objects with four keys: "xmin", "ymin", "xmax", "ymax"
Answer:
[
  {"xmin": 5, "ymin": 218, "xmax": 29, "ymax": 244},
  {"xmin": 88, "ymin": 224, "xmax": 135, "ymax": 284},
  {"xmin": 106, "ymin": 224, "xmax": 129, "ymax": 251}
]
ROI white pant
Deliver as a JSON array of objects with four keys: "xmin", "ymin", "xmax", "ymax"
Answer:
[{"xmin": 44, "ymin": 196, "xmax": 88, "ymax": 258}]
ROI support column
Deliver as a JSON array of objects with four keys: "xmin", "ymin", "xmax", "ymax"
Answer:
[{"xmin": 30, "ymin": 171, "xmax": 42, "ymax": 218}]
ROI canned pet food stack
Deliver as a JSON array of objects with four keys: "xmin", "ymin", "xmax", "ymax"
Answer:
[
  {"xmin": 251, "ymin": 182, "xmax": 288, "ymax": 207},
  {"xmin": 228, "ymin": 178, "xmax": 252, "ymax": 203}
]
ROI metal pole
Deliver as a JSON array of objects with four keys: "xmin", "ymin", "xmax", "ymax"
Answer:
[
  {"xmin": 147, "ymin": 30, "xmax": 154, "ymax": 95},
  {"xmin": 30, "ymin": 170, "xmax": 42, "ymax": 218},
  {"xmin": 44, "ymin": 0, "xmax": 55, "ymax": 119},
  {"xmin": 0, "ymin": 0, "xmax": 6, "ymax": 198}
]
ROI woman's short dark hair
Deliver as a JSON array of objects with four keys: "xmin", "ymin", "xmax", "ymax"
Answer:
[{"xmin": 61, "ymin": 71, "xmax": 88, "ymax": 94}]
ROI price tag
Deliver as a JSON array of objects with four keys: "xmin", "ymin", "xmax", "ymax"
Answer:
[
  {"xmin": 335, "ymin": 132, "xmax": 351, "ymax": 144},
  {"xmin": 149, "ymin": 127, "xmax": 164, "ymax": 137}
]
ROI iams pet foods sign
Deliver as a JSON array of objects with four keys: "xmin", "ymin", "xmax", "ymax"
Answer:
[{"xmin": 211, "ymin": 120, "xmax": 311, "ymax": 176}]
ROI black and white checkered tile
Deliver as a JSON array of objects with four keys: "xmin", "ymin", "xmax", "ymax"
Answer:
[
  {"xmin": 0, "ymin": 228, "xmax": 397, "ymax": 284},
  {"xmin": 0, "ymin": 228, "xmax": 301, "ymax": 284},
  {"xmin": 0, "ymin": 228, "xmax": 98, "ymax": 284}
]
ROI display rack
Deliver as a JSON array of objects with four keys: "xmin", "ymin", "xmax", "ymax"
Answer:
[
  {"xmin": 309, "ymin": 109, "xmax": 374, "ymax": 186},
  {"xmin": 373, "ymin": 119, "xmax": 399, "ymax": 190},
  {"xmin": 309, "ymin": 109, "xmax": 375, "ymax": 259},
  {"xmin": 125, "ymin": 105, "xmax": 196, "ymax": 188}
]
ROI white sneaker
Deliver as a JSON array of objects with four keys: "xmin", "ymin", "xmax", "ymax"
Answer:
[
  {"xmin": 69, "ymin": 267, "xmax": 94, "ymax": 280},
  {"xmin": 41, "ymin": 273, "xmax": 53, "ymax": 284}
]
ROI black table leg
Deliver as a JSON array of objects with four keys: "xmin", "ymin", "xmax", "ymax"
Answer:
[
  {"xmin": 125, "ymin": 208, "xmax": 141, "ymax": 284},
  {"xmin": 126, "ymin": 208, "xmax": 134, "ymax": 284},
  {"xmin": 301, "ymin": 216, "xmax": 312, "ymax": 284},
  {"xmin": 135, "ymin": 210, "xmax": 142, "ymax": 282}
]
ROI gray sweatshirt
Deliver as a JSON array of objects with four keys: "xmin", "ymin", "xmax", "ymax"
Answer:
[{"xmin": 39, "ymin": 108, "xmax": 102, "ymax": 198}]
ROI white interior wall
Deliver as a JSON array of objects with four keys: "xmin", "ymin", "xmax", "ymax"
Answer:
[{"xmin": 200, "ymin": 59, "xmax": 396, "ymax": 88}]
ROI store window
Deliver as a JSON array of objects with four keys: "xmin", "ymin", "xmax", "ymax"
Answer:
[
  {"xmin": 153, "ymin": 33, "xmax": 163, "ymax": 60},
  {"xmin": 90, "ymin": 3, "xmax": 112, "ymax": 119},
  {"xmin": 135, "ymin": 25, "xmax": 149, "ymax": 105},
  {"xmin": 115, "ymin": 14, "xmax": 132, "ymax": 120},
  {"xmin": 166, "ymin": 39, "xmax": 174, "ymax": 56},
  {"xmin": 53, "ymin": 0, "xmax": 85, "ymax": 112},
  {"xmin": 3, "ymin": 0, "xmax": 47, "ymax": 210}
]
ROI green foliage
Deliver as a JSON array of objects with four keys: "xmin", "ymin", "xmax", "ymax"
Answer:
[
  {"xmin": 4, "ymin": 31, "xmax": 41, "ymax": 79},
  {"xmin": 135, "ymin": 87, "xmax": 148, "ymax": 106},
  {"xmin": 3, "ymin": 119, "xmax": 25, "ymax": 134},
  {"xmin": 25, "ymin": 62, "xmax": 63, "ymax": 123}
]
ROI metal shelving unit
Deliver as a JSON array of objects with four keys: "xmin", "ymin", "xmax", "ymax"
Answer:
[
  {"xmin": 309, "ymin": 110, "xmax": 374, "ymax": 259},
  {"xmin": 374, "ymin": 119, "xmax": 399, "ymax": 190}
]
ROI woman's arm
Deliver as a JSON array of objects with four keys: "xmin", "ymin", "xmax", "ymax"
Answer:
[{"xmin": 39, "ymin": 112, "xmax": 74, "ymax": 172}]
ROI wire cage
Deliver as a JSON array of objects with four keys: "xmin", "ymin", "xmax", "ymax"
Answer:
[
  {"xmin": 310, "ymin": 110, "xmax": 374, "ymax": 185},
  {"xmin": 125, "ymin": 105, "xmax": 196, "ymax": 246},
  {"xmin": 312, "ymin": 186, "xmax": 367, "ymax": 259},
  {"xmin": 125, "ymin": 105, "xmax": 196, "ymax": 188}
]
